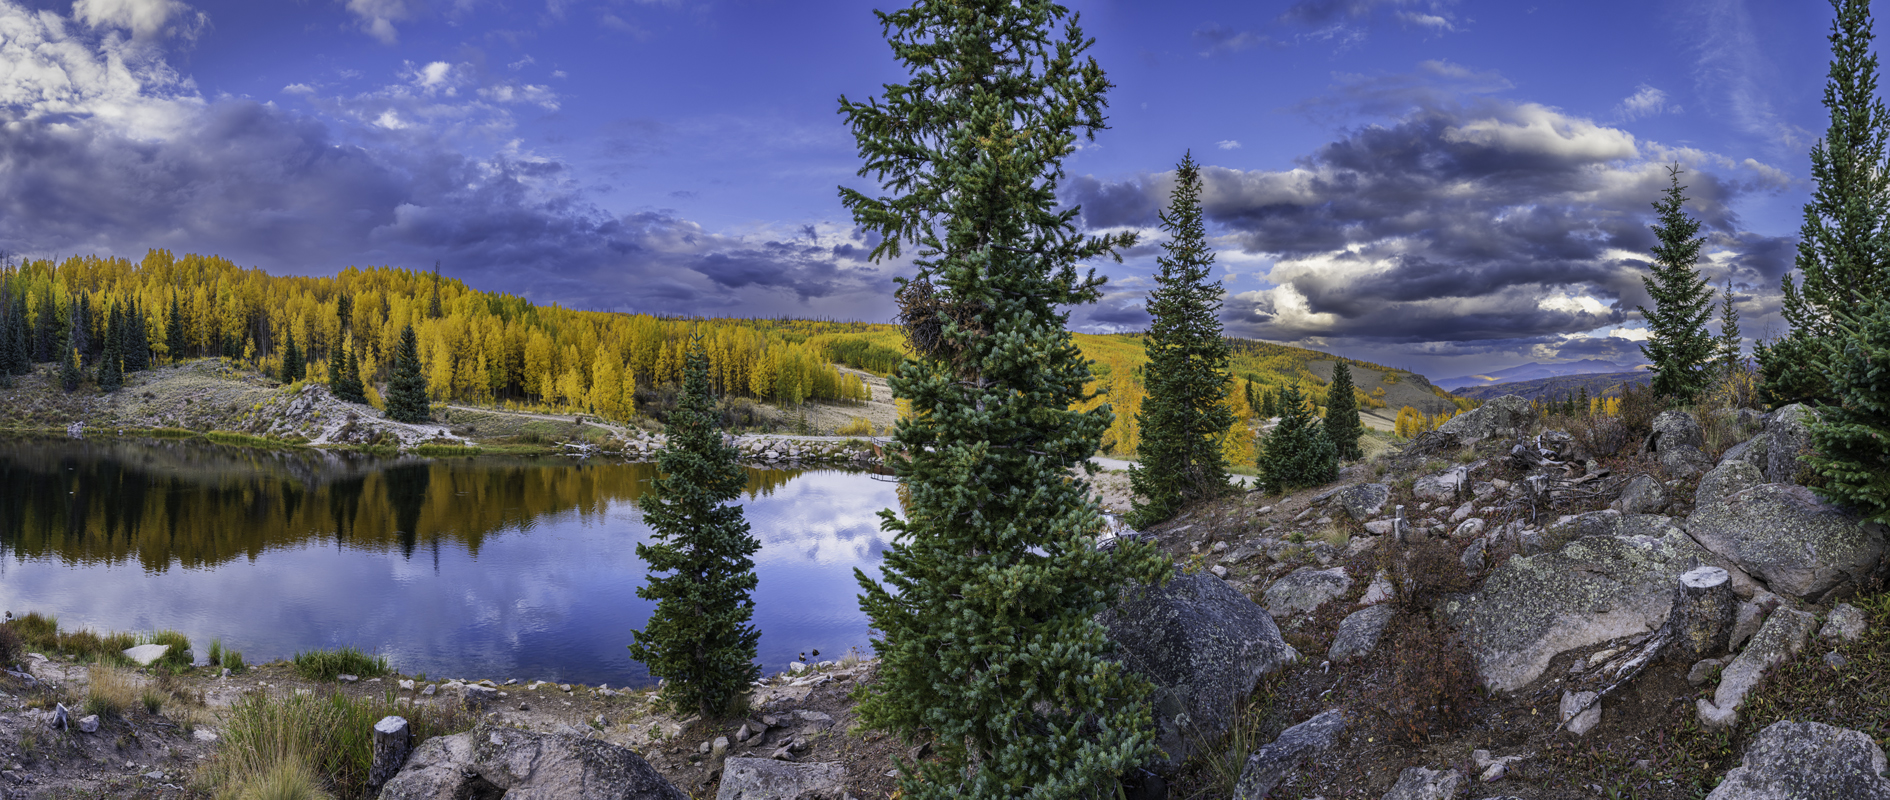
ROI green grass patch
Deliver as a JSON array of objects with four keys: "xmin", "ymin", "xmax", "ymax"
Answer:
[
  {"xmin": 290, "ymin": 647, "xmax": 389, "ymax": 681},
  {"xmin": 141, "ymin": 427, "xmax": 202, "ymax": 439},
  {"xmin": 412, "ymin": 444, "xmax": 481, "ymax": 457},
  {"xmin": 202, "ymin": 688, "xmax": 473, "ymax": 799},
  {"xmin": 205, "ymin": 431, "xmax": 297, "ymax": 449},
  {"xmin": 145, "ymin": 630, "xmax": 194, "ymax": 671},
  {"xmin": 224, "ymin": 648, "xmax": 248, "ymax": 673}
]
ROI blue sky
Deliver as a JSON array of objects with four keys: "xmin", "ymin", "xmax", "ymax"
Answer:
[{"xmin": 0, "ymin": 0, "xmax": 1845, "ymax": 377}]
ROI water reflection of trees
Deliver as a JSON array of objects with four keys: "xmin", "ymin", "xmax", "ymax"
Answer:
[{"xmin": 0, "ymin": 438, "xmax": 807, "ymax": 570}]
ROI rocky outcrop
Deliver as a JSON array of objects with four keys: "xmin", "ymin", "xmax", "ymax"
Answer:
[
  {"xmin": 1432, "ymin": 395, "xmax": 1535, "ymax": 446},
  {"xmin": 1379, "ymin": 767, "xmax": 1462, "ymax": 800},
  {"xmin": 1233, "ymin": 709, "xmax": 1346, "ymax": 800},
  {"xmin": 1697, "ymin": 608, "xmax": 1818, "ymax": 730},
  {"xmin": 1413, "ymin": 466, "xmax": 1470, "ymax": 502},
  {"xmin": 1449, "ymin": 528, "xmax": 1712, "ymax": 692},
  {"xmin": 1099, "ymin": 570, "xmax": 1300, "ymax": 773},
  {"xmin": 1263, "ymin": 567, "xmax": 1352, "ymax": 617},
  {"xmin": 1705, "ymin": 720, "xmax": 1890, "ymax": 799},
  {"xmin": 1614, "ymin": 473, "xmax": 1666, "ymax": 515},
  {"xmin": 1687, "ymin": 482, "xmax": 1889, "ymax": 602},
  {"xmin": 717, "ymin": 758, "xmax": 847, "ymax": 800},
  {"xmin": 1642, "ymin": 411, "xmax": 1713, "ymax": 477},
  {"xmin": 1719, "ymin": 404, "xmax": 1817, "ymax": 485},
  {"xmin": 1332, "ymin": 483, "xmax": 1392, "ymax": 521},
  {"xmin": 378, "ymin": 722, "xmax": 687, "ymax": 800}
]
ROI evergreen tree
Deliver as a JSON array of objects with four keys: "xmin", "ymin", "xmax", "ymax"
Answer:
[
  {"xmin": 280, "ymin": 334, "xmax": 303, "ymax": 383},
  {"xmin": 1716, "ymin": 278, "xmax": 1743, "ymax": 374},
  {"xmin": 839, "ymin": 2, "xmax": 1169, "ymax": 795},
  {"xmin": 1806, "ymin": 296, "xmax": 1890, "ymax": 524},
  {"xmin": 1244, "ymin": 379, "xmax": 1257, "ymax": 414},
  {"xmin": 97, "ymin": 304, "xmax": 123, "ymax": 392},
  {"xmin": 1324, "ymin": 362, "xmax": 1364, "ymax": 461},
  {"xmin": 384, "ymin": 325, "xmax": 429, "ymax": 422},
  {"xmin": 1579, "ymin": 385, "xmax": 1592, "ymax": 416},
  {"xmin": 0, "ymin": 284, "xmax": 21, "ymax": 377},
  {"xmin": 1762, "ymin": 0, "xmax": 1890, "ymax": 407},
  {"xmin": 166, "ymin": 295, "xmax": 185, "ymax": 363},
  {"xmin": 1129, "ymin": 153, "xmax": 1234, "ymax": 527},
  {"xmin": 124, "ymin": 300, "xmax": 148, "ymax": 372},
  {"xmin": 1639, "ymin": 164, "xmax": 1717, "ymax": 403},
  {"xmin": 1261, "ymin": 388, "xmax": 1277, "ymax": 418},
  {"xmin": 428, "ymin": 262, "xmax": 444, "ymax": 319},
  {"xmin": 59, "ymin": 339, "xmax": 80, "ymax": 391},
  {"xmin": 627, "ymin": 334, "xmax": 761, "ymax": 719},
  {"xmin": 71, "ymin": 294, "xmax": 90, "ymax": 366},
  {"xmin": 34, "ymin": 289, "xmax": 57, "ymax": 363},
  {"xmin": 1256, "ymin": 383, "xmax": 1337, "ymax": 493}
]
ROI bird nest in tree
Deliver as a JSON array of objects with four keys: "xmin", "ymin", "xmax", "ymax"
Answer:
[{"xmin": 896, "ymin": 278, "xmax": 987, "ymax": 369}]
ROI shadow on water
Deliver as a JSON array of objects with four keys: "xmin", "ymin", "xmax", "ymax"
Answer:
[{"xmin": 0, "ymin": 435, "xmax": 895, "ymax": 687}]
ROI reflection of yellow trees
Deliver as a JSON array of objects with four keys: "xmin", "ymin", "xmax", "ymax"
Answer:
[
  {"xmin": 0, "ymin": 439, "xmax": 804, "ymax": 570},
  {"xmin": 0, "ymin": 253, "xmax": 868, "ymax": 419}
]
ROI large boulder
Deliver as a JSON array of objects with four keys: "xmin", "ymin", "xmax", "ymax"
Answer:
[
  {"xmin": 1413, "ymin": 466, "xmax": 1470, "ymax": 502},
  {"xmin": 1263, "ymin": 567, "xmax": 1353, "ymax": 618},
  {"xmin": 1379, "ymin": 767, "xmax": 1462, "ymax": 800},
  {"xmin": 1687, "ymin": 483, "xmax": 1890, "ymax": 602},
  {"xmin": 718, "ymin": 759, "xmax": 847, "ymax": 800},
  {"xmin": 1705, "ymin": 720, "xmax": 1890, "ymax": 799},
  {"xmin": 1448, "ymin": 525, "xmax": 1712, "ymax": 692},
  {"xmin": 1233, "ymin": 709, "xmax": 1346, "ymax": 800},
  {"xmin": 378, "ymin": 722, "xmax": 688, "ymax": 800},
  {"xmin": 1614, "ymin": 473, "xmax": 1667, "ymax": 515},
  {"xmin": 1643, "ymin": 411, "xmax": 1712, "ymax": 477},
  {"xmin": 1697, "ymin": 608, "xmax": 1817, "ymax": 730},
  {"xmin": 1432, "ymin": 395, "xmax": 1534, "ymax": 446},
  {"xmin": 1327, "ymin": 605, "xmax": 1396, "ymax": 664},
  {"xmin": 1720, "ymin": 404, "xmax": 1817, "ymax": 485},
  {"xmin": 1100, "ymin": 570, "xmax": 1300, "ymax": 773},
  {"xmin": 1696, "ymin": 461, "xmax": 1764, "ymax": 509},
  {"xmin": 1332, "ymin": 483, "xmax": 1392, "ymax": 521}
]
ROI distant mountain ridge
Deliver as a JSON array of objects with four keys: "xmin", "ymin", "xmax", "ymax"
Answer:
[
  {"xmin": 1435, "ymin": 359, "xmax": 1647, "ymax": 391},
  {"xmin": 1453, "ymin": 371, "xmax": 1654, "ymax": 402}
]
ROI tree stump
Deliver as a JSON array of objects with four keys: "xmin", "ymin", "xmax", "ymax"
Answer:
[
  {"xmin": 369, "ymin": 715, "xmax": 413, "ymax": 792},
  {"xmin": 1671, "ymin": 566, "xmax": 1735, "ymax": 662}
]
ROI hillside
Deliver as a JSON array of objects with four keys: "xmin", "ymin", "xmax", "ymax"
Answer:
[
  {"xmin": 1434, "ymin": 358, "xmax": 1644, "ymax": 391},
  {"xmin": 1453, "ymin": 370, "xmax": 1653, "ymax": 402}
]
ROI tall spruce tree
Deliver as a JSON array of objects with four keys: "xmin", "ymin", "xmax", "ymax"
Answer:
[
  {"xmin": 71, "ymin": 294, "xmax": 91, "ymax": 365},
  {"xmin": 59, "ymin": 326, "xmax": 81, "ymax": 391},
  {"xmin": 124, "ymin": 300, "xmax": 148, "ymax": 372},
  {"xmin": 97, "ymin": 304, "xmax": 123, "ymax": 392},
  {"xmin": 626, "ymin": 334, "xmax": 761, "ymax": 719},
  {"xmin": 1761, "ymin": 0, "xmax": 1890, "ymax": 407},
  {"xmin": 1639, "ymin": 164, "xmax": 1717, "ymax": 403},
  {"xmin": 1716, "ymin": 278, "xmax": 1743, "ymax": 375},
  {"xmin": 166, "ymin": 295, "xmax": 186, "ymax": 363},
  {"xmin": 1806, "ymin": 297, "xmax": 1890, "ymax": 524},
  {"xmin": 1324, "ymin": 362, "xmax": 1364, "ymax": 461},
  {"xmin": 1256, "ymin": 383, "xmax": 1337, "ymax": 493},
  {"xmin": 384, "ymin": 324, "xmax": 429, "ymax": 422},
  {"xmin": 839, "ymin": 2, "xmax": 1168, "ymax": 795},
  {"xmin": 0, "ymin": 284, "xmax": 22, "ymax": 377},
  {"xmin": 1128, "ymin": 153, "xmax": 1234, "ymax": 527},
  {"xmin": 330, "ymin": 338, "xmax": 367, "ymax": 403},
  {"xmin": 34, "ymin": 289, "xmax": 57, "ymax": 363},
  {"xmin": 280, "ymin": 334, "xmax": 303, "ymax": 383}
]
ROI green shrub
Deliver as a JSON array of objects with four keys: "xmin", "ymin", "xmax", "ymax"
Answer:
[
  {"xmin": 9, "ymin": 611, "xmax": 58, "ymax": 650},
  {"xmin": 1255, "ymin": 383, "xmax": 1338, "ymax": 493},
  {"xmin": 148, "ymin": 630, "xmax": 194, "ymax": 671},
  {"xmin": 209, "ymin": 639, "xmax": 224, "ymax": 667},
  {"xmin": 290, "ymin": 647, "xmax": 388, "ymax": 681},
  {"xmin": 225, "ymin": 649, "xmax": 248, "ymax": 674}
]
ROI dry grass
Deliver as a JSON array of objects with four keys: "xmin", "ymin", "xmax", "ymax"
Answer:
[
  {"xmin": 85, "ymin": 664, "xmax": 140, "ymax": 719},
  {"xmin": 201, "ymin": 689, "xmax": 472, "ymax": 800}
]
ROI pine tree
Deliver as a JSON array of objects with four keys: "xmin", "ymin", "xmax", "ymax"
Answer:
[
  {"xmin": 1639, "ymin": 164, "xmax": 1717, "ymax": 403},
  {"xmin": 428, "ymin": 262, "xmax": 444, "ymax": 319},
  {"xmin": 333, "ymin": 343, "xmax": 368, "ymax": 404},
  {"xmin": 75, "ymin": 294, "xmax": 93, "ymax": 365},
  {"xmin": 1256, "ymin": 383, "xmax": 1338, "ymax": 493},
  {"xmin": 1761, "ymin": 0, "xmax": 1890, "ymax": 406},
  {"xmin": 166, "ymin": 295, "xmax": 185, "ymax": 363},
  {"xmin": 1806, "ymin": 296, "xmax": 1890, "ymax": 524},
  {"xmin": 627, "ymin": 333, "xmax": 761, "ymax": 719},
  {"xmin": 280, "ymin": 334, "xmax": 303, "ymax": 383},
  {"xmin": 385, "ymin": 325, "xmax": 429, "ymax": 422},
  {"xmin": 1324, "ymin": 362, "xmax": 1364, "ymax": 461},
  {"xmin": 97, "ymin": 304, "xmax": 123, "ymax": 392},
  {"xmin": 124, "ymin": 300, "xmax": 148, "ymax": 372},
  {"xmin": 0, "ymin": 283, "xmax": 21, "ymax": 377},
  {"xmin": 1716, "ymin": 278, "xmax": 1743, "ymax": 374},
  {"xmin": 33, "ymin": 290, "xmax": 56, "ymax": 363},
  {"xmin": 840, "ymin": 2, "xmax": 1169, "ymax": 795},
  {"xmin": 1262, "ymin": 388, "xmax": 1277, "ymax": 418},
  {"xmin": 1129, "ymin": 153, "xmax": 1234, "ymax": 527},
  {"xmin": 59, "ymin": 296, "xmax": 82, "ymax": 390}
]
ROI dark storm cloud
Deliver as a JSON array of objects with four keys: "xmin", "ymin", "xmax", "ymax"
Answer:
[{"xmin": 1065, "ymin": 86, "xmax": 1795, "ymax": 368}]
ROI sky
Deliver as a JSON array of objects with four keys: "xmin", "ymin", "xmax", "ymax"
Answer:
[{"xmin": 0, "ymin": 0, "xmax": 1848, "ymax": 378}]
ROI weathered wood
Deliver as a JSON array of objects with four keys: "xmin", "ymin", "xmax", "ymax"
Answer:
[
  {"xmin": 1559, "ymin": 567, "xmax": 1733, "ymax": 733},
  {"xmin": 369, "ymin": 715, "xmax": 413, "ymax": 793}
]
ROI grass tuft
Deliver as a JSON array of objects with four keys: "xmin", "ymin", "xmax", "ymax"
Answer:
[
  {"xmin": 411, "ymin": 444, "xmax": 480, "ymax": 457},
  {"xmin": 201, "ymin": 688, "xmax": 473, "ymax": 800},
  {"xmin": 290, "ymin": 647, "xmax": 388, "ymax": 681},
  {"xmin": 86, "ymin": 664, "xmax": 139, "ymax": 719}
]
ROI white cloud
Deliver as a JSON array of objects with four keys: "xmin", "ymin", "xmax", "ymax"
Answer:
[
  {"xmin": 1217, "ymin": 140, "xmax": 1242, "ymax": 150},
  {"xmin": 282, "ymin": 83, "xmax": 315, "ymax": 94},
  {"xmin": 71, "ymin": 0, "xmax": 204, "ymax": 39},
  {"xmin": 0, "ymin": 0, "xmax": 203, "ymax": 140},
  {"xmin": 1444, "ymin": 103, "xmax": 1639, "ymax": 163},
  {"xmin": 1615, "ymin": 84, "xmax": 1676, "ymax": 120},
  {"xmin": 342, "ymin": 0, "xmax": 417, "ymax": 44}
]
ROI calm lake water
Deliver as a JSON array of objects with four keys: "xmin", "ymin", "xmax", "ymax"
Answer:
[{"xmin": 0, "ymin": 437, "xmax": 900, "ymax": 687}]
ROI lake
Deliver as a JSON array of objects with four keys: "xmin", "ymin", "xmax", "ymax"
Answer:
[{"xmin": 0, "ymin": 436, "xmax": 900, "ymax": 687}]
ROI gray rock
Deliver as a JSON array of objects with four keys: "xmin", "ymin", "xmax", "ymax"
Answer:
[
  {"xmin": 1414, "ymin": 467, "xmax": 1471, "ymax": 502},
  {"xmin": 77, "ymin": 714, "xmax": 99, "ymax": 734},
  {"xmin": 1560, "ymin": 690, "xmax": 1601, "ymax": 736},
  {"xmin": 1545, "ymin": 510, "xmax": 1622, "ymax": 546},
  {"xmin": 1687, "ymin": 483, "xmax": 1889, "ymax": 602},
  {"xmin": 1704, "ymin": 720, "xmax": 1890, "ymax": 799},
  {"xmin": 1328, "ymin": 605, "xmax": 1396, "ymax": 664},
  {"xmin": 1380, "ymin": 766, "xmax": 1462, "ymax": 800},
  {"xmin": 462, "ymin": 684, "xmax": 499, "ymax": 710},
  {"xmin": 1688, "ymin": 657, "xmax": 1729, "ymax": 686},
  {"xmin": 1263, "ymin": 566, "xmax": 1352, "ymax": 617},
  {"xmin": 717, "ymin": 758, "xmax": 847, "ymax": 800},
  {"xmin": 1822, "ymin": 603, "xmax": 1868, "ymax": 641},
  {"xmin": 1452, "ymin": 518, "xmax": 1487, "ymax": 539},
  {"xmin": 379, "ymin": 722, "xmax": 688, "ymax": 800},
  {"xmin": 1827, "ymin": 650, "xmax": 1850, "ymax": 669},
  {"xmin": 1460, "ymin": 537, "xmax": 1489, "ymax": 576},
  {"xmin": 1697, "ymin": 461, "xmax": 1764, "ymax": 509},
  {"xmin": 1720, "ymin": 404, "xmax": 1818, "ymax": 486},
  {"xmin": 1615, "ymin": 473, "xmax": 1667, "ymax": 515},
  {"xmin": 1645, "ymin": 410, "xmax": 1707, "ymax": 454},
  {"xmin": 1433, "ymin": 395, "xmax": 1536, "ymax": 446},
  {"xmin": 1449, "ymin": 501, "xmax": 1475, "ymax": 524},
  {"xmin": 1730, "ymin": 600, "xmax": 1768, "ymax": 651},
  {"xmin": 1334, "ymin": 483, "xmax": 1393, "ymax": 521},
  {"xmin": 1449, "ymin": 529, "xmax": 1711, "ymax": 692},
  {"xmin": 121, "ymin": 644, "xmax": 170, "ymax": 666},
  {"xmin": 1233, "ymin": 709, "xmax": 1346, "ymax": 800},
  {"xmin": 1099, "ymin": 570, "xmax": 1300, "ymax": 773},
  {"xmin": 1698, "ymin": 608, "xmax": 1818, "ymax": 730}
]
